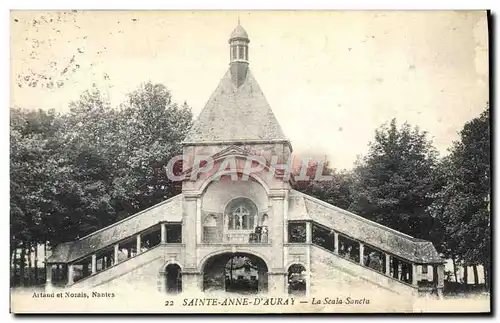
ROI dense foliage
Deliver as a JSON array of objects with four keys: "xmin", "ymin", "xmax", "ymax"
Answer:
[
  {"xmin": 429, "ymin": 108, "xmax": 491, "ymax": 287},
  {"xmin": 10, "ymin": 82, "xmax": 192, "ymax": 285},
  {"xmin": 292, "ymin": 109, "xmax": 490, "ymax": 288},
  {"xmin": 349, "ymin": 119, "xmax": 440, "ymax": 242}
]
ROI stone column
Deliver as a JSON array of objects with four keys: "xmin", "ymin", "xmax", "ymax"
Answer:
[
  {"xmin": 183, "ymin": 196, "xmax": 198, "ymax": 269},
  {"xmin": 359, "ymin": 242, "xmax": 364, "ymax": 266},
  {"xmin": 270, "ymin": 193, "xmax": 285, "ymax": 270},
  {"xmin": 158, "ymin": 271, "xmax": 165, "ymax": 293},
  {"xmin": 136, "ymin": 234, "xmax": 142, "ymax": 255},
  {"xmin": 412, "ymin": 263, "xmax": 418, "ymax": 286},
  {"xmin": 436, "ymin": 264, "xmax": 445, "ymax": 299},
  {"xmin": 91, "ymin": 254, "xmax": 97, "ymax": 274},
  {"xmin": 385, "ymin": 254, "xmax": 391, "ymax": 276},
  {"xmin": 306, "ymin": 246, "xmax": 311, "ymax": 296},
  {"xmin": 67, "ymin": 264, "xmax": 74, "ymax": 285},
  {"xmin": 283, "ymin": 248, "xmax": 288, "ymax": 275},
  {"xmin": 268, "ymin": 272, "xmax": 286, "ymax": 296},
  {"xmin": 306, "ymin": 221, "xmax": 312, "ymax": 244},
  {"xmin": 161, "ymin": 223, "xmax": 167, "ymax": 243},
  {"xmin": 258, "ymin": 269, "xmax": 267, "ymax": 292},
  {"xmin": 333, "ymin": 231, "xmax": 339, "ymax": 254},
  {"xmin": 182, "ymin": 271, "xmax": 201, "ymax": 293},
  {"xmin": 196, "ymin": 198, "xmax": 202, "ymax": 245},
  {"xmin": 114, "ymin": 244, "xmax": 119, "ymax": 265},
  {"xmin": 283, "ymin": 192, "xmax": 289, "ymax": 244},
  {"xmin": 45, "ymin": 264, "xmax": 53, "ymax": 291}
]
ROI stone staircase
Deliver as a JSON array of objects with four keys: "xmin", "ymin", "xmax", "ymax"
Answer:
[{"xmin": 310, "ymin": 243, "xmax": 417, "ymax": 296}]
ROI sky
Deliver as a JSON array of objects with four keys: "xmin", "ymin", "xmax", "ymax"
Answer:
[{"xmin": 10, "ymin": 10, "xmax": 489, "ymax": 169}]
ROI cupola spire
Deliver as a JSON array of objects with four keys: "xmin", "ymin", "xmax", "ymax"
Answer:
[{"xmin": 228, "ymin": 21, "xmax": 250, "ymax": 87}]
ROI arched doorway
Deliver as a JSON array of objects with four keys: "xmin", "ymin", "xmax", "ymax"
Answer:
[
  {"xmin": 165, "ymin": 264, "xmax": 182, "ymax": 293},
  {"xmin": 202, "ymin": 252, "xmax": 268, "ymax": 294},
  {"xmin": 287, "ymin": 264, "xmax": 306, "ymax": 295}
]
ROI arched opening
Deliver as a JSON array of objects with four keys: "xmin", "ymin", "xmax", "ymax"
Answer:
[
  {"xmin": 287, "ymin": 264, "xmax": 306, "ymax": 296},
  {"xmin": 165, "ymin": 264, "xmax": 182, "ymax": 294},
  {"xmin": 202, "ymin": 252, "xmax": 268, "ymax": 294}
]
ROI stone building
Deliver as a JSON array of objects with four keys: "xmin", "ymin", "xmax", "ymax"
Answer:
[{"xmin": 45, "ymin": 23, "xmax": 446, "ymax": 297}]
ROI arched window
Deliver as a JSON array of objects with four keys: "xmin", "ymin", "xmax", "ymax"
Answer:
[
  {"xmin": 165, "ymin": 264, "xmax": 182, "ymax": 294},
  {"xmin": 288, "ymin": 264, "xmax": 306, "ymax": 295},
  {"xmin": 226, "ymin": 198, "xmax": 257, "ymax": 231}
]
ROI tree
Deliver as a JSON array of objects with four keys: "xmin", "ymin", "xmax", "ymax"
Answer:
[
  {"xmin": 47, "ymin": 84, "xmax": 193, "ymax": 240},
  {"xmin": 10, "ymin": 82, "xmax": 193, "ymax": 286},
  {"xmin": 112, "ymin": 82, "xmax": 192, "ymax": 216},
  {"xmin": 431, "ymin": 107, "xmax": 490, "ymax": 288},
  {"xmin": 10, "ymin": 107, "xmax": 64, "ymax": 285},
  {"xmin": 349, "ymin": 119, "xmax": 440, "ymax": 241}
]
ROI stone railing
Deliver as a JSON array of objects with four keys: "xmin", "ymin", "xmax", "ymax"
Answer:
[{"xmin": 222, "ymin": 226, "xmax": 269, "ymax": 244}]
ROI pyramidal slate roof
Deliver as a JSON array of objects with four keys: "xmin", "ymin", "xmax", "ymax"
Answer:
[{"xmin": 183, "ymin": 68, "xmax": 288, "ymax": 144}]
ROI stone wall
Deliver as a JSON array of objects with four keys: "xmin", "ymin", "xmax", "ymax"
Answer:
[
  {"xmin": 310, "ymin": 246, "xmax": 416, "ymax": 296},
  {"xmin": 70, "ymin": 245, "xmax": 184, "ymax": 293},
  {"xmin": 202, "ymin": 179, "xmax": 268, "ymax": 214}
]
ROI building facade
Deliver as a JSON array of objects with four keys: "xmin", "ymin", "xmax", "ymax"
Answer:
[{"xmin": 46, "ymin": 23, "xmax": 446, "ymax": 297}]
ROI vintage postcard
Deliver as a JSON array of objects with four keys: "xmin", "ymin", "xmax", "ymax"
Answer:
[{"xmin": 10, "ymin": 10, "xmax": 490, "ymax": 314}]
